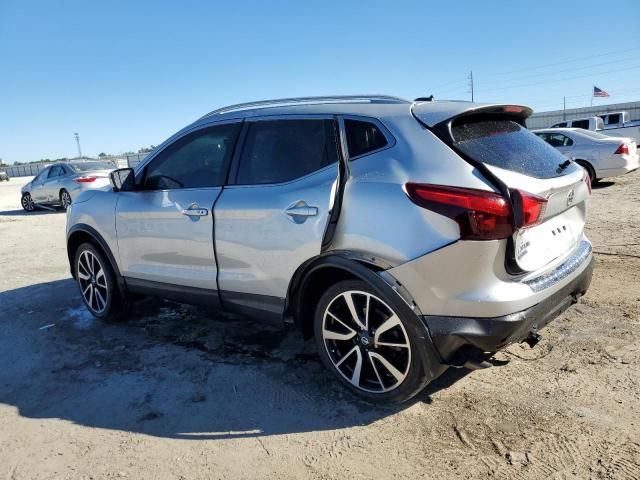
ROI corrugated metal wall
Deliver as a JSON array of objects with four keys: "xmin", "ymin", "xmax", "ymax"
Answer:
[{"xmin": 527, "ymin": 101, "xmax": 640, "ymax": 129}]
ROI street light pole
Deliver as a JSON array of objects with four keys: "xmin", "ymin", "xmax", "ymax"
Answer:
[{"xmin": 74, "ymin": 132, "xmax": 82, "ymax": 159}]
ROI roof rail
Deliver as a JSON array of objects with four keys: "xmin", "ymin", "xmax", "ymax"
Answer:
[{"xmin": 199, "ymin": 95, "xmax": 409, "ymax": 119}]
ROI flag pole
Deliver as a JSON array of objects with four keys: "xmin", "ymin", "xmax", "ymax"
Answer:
[{"xmin": 590, "ymin": 86, "xmax": 593, "ymax": 107}]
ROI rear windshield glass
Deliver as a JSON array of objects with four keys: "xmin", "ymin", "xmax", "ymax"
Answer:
[
  {"xmin": 451, "ymin": 119, "xmax": 574, "ymax": 179},
  {"xmin": 70, "ymin": 162, "xmax": 114, "ymax": 172}
]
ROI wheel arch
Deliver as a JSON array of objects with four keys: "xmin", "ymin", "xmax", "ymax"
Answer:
[
  {"xmin": 285, "ymin": 252, "xmax": 413, "ymax": 339},
  {"xmin": 67, "ymin": 224, "xmax": 122, "ymax": 282},
  {"xmin": 574, "ymin": 159, "xmax": 597, "ymax": 181}
]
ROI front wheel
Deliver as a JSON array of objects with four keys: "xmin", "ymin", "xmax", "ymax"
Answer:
[
  {"xmin": 74, "ymin": 242, "xmax": 126, "ymax": 321},
  {"xmin": 21, "ymin": 193, "xmax": 35, "ymax": 211},
  {"xmin": 314, "ymin": 279, "xmax": 432, "ymax": 404}
]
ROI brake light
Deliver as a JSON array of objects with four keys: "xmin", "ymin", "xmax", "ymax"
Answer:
[
  {"xmin": 583, "ymin": 170, "xmax": 592, "ymax": 194},
  {"xmin": 404, "ymin": 184, "xmax": 549, "ymax": 240},
  {"xmin": 512, "ymin": 189, "xmax": 547, "ymax": 227},
  {"xmin": 404, "ymin": 183, "xmax": 513, "ymax": 240},
  {"xmin": 614, "ymin": 143, "xmax": 629, "ymax": 155},
  {"xmin": 73, "ymin": 176, "xmax": 97, "ymax": 183}
]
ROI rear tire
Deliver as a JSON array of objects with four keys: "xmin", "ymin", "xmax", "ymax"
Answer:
[
  {"xmin": 74, "ymin": 242, "xmax": 127, "ymax": 322},
  {"xmin": 314, "ymin": 279, "xmax": 432, "ymax": 404},
  {"xmin": 60, "ymin": 189, "xmax": 72, "ymax": 210},
  {"xmin": 576, "ymin": 160, "xmax": 597, "ymax": 184}
]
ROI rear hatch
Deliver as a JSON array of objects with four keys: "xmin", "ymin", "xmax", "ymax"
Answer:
[{"xmin": 413, "ymin": 103, "xmax": 590, "ymax": 274}]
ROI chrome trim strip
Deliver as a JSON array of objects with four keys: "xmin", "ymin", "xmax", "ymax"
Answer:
[{"xmin": 525, "ymin": 240, "xmax": 592, "ymax": 293}]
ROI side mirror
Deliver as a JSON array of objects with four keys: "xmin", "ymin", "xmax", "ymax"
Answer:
[{"xmin": 110, "ymin": 168, "xmax": 136, "ymax": 192}]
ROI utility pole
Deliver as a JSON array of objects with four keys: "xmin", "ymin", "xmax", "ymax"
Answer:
[
  {"xmin": 563, "ymin": 96, "xmax": 566, "ymax": 120},
  {"xmin": 74, "ymin": 132, "xmax": 82, "ymax": 159},
  {"xmin": 468, "ymin": 70, "xmax": 474, "ymax": 102}
]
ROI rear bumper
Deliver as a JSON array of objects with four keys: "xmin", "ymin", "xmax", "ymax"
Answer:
[
  {"xmin": 421, "ymin": 256, "xmax": 594, "ymax": 362},
  {"xmin": 597, "ymin": 155, "xmax": 640, "ymax": 178}
]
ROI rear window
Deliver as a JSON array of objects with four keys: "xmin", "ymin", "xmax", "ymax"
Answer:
[
  {"xmin": 71, "ymin": 162, "xmax": 114, "ymax": 172},
  {"xmin": 451, "ymin": 118, "xmax": 575, "ymax": 179},
  {"xmin": 570, "ymin": 120, "xmax": 590, "ymax": 129}
]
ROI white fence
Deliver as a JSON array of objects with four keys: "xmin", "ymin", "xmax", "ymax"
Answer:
[{"xmin": 2, "ymin": 152, "xmax": 151, "ymax": 178}]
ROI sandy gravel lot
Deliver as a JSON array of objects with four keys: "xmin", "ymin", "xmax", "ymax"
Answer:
[{"xmin": 0, "ymin": 173, "xmax": 639, "ymax": 479}]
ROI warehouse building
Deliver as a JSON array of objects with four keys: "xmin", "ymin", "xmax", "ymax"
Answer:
[{"xmin": 527, "ymin": 101, "xmax": 640, "ymax": 129}]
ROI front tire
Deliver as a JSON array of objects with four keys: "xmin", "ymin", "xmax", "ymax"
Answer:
[
  {"xmin": 314, "ymin": 279, "xmax": 432, "ymax": 404},
  {"xmin": 21, "ymin": 193, "xmax": 35, "ymax": 211},
  {"xmin": 74, "ymin": 242, "xmax": 126, "ymax": 321}
]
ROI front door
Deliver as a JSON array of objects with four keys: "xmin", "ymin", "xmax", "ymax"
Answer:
[
  {"xmin": 115, "ymin": 121, "xmax": 241, "ymax": 291},
  {"xmin": 30, "ymin": 167, "xmax": 51, "ymax": 203},
  {"xmin": 215, "ymin": 118, "xmax": 340, "ymax": 315}
]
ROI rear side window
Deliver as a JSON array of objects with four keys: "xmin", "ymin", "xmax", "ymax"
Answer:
[
  {"xmin": 236, "ymin": 120, "xmax": 338, "ymax": 185},
  {"xmin": 571, "ymin": 120, "xmax": 590, "ymax": 129},
  {"xmin": 607, "ymin": 113, "xmax": 620, "ymax": 125},
  {"xmin": 451, "ymin": 118, "xmax": 575, "ymax": 179},
  {"xmin": 344, "ymin": 119, "xmax": 388, "ymax": 157}
]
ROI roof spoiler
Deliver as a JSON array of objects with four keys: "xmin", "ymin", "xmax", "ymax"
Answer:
[{"xmin": 411, "ymin": 101, "xmax": 533, "ymax": 128}]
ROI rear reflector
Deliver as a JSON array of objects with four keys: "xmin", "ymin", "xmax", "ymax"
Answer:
[
  {"xmin": 404, "ymin": 183, "xmax": 548, "ymax": 240},
  {"xmin": 73, "ymin": 176, "xmax": 97, "ymax": 183},
  {"xmin": 614, "ymin": 143, "xmax": 629, "ymax": 155},
  {"xmin": 404, "ymin": 183, "xmax": 513, "ymax": 240}
]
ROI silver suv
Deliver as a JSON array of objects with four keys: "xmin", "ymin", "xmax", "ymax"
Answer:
[{"xmin": 66, "ymin": 96, "xmax": 594, "ymax": 404}]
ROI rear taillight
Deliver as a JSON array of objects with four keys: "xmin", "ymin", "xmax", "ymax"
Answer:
[
  {"xmin": 404, "ymin": 183, "xmax": 547, "ymax": 240},
  {"xmin": 511, "ymin": 189, "xmax": 547, "ymax": 227},
  {"xmin": 73, "ymin": 176, "xmax": 97, "ymax": 183},
  {"xmin": 614, "ymin": 143, "xmax": 629, "ymax": 155},
  {"xmin": 583, "ymin": 170, "xmax": 592, "ymax": 194},
  {"xmin": 404, "ymin": 183, "xmax": 513, "ymax": 240}
]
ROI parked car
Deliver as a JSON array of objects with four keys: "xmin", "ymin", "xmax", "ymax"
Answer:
[
  {"xmin": 551, "ymin": 113, "xmax": 640, "ymax": 145},
  {"xmin": 66, "ymin": 96, "xmax": 594, "ymax": 404},
  {"xmin": 0, "ymin": 170, "xmax": 9, "ymax": 181},
  {"xmin": 21, "ymin": 161, "xmax": 115, "ymax": 211},
  {"xmin": 533, "ymin": 128, "xmax": 639, "ymax": 181}
]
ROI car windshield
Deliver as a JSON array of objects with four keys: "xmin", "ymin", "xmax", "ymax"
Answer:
[{"xmin": 70, "ymin": 162, "xmax": 114, "ymax": 172}]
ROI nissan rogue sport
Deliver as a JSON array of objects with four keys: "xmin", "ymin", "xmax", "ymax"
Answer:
[{"xmin": 66, "ymin": 95, "xmax": 594, "ymax": 404}]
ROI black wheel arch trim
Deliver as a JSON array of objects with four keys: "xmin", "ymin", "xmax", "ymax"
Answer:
[{"xmin": 66, "ymin": 224, "xmax": 126, "ymax": 298}]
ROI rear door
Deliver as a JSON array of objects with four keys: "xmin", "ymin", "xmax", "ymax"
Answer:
[
  {"xmin": 42, "ymin": 165, "xmax": 65, "ymax": 202},
  {"xmin": 115, "ymin": 121, "xmax": 241, "ymax": 291},
  {"xmin": 214, "ymin": 117, "xmax": 340, "ymax": 314}
]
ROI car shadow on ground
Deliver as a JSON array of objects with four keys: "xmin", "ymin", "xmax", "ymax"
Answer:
[
  {"xmin": 592, "ymin": 180, "xmax": 615, "ymax": 190},
  {"xmin": 0, "ymin": 208, "xmax": 64, "ymax": 216},
  {"xmin": 0, "ymin": 279, "xmax": 473, "ymax": 440}
]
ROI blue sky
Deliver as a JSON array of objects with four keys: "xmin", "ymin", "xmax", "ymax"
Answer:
[{"xmin": 1, "ymin": 0, "xmax": 639, "ymax": 163}]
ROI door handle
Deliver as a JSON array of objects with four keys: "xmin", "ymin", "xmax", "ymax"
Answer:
[
  {"xmin": 182, "ymin": 205, "xmax": 209, "ymax": 217},
  {"xmin": 285, "ymin": 205, "xmax": 318, "ymax": 218}
]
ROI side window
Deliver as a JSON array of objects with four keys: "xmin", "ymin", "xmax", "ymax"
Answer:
[
  {"xmin": 236, "ymin": 119, "xmax": 338, "ymax": 185},
  {"xmin": 571, "ymin": 120, "xmax": 589, "ymax": 130},
  {"xmin": 546, "ymin": 134, "xmax": 573, "ymax": 147},
  {"xmin": 143, "ymin": 123, "xmax": 241, "ymax": 190},
  {"xmin": 47, "ymin": 165, "xmax": 62, "ymax": 178},
  {"xmin": 608, "ymin": 113, "xmax": 620, "ymax": 125},
  {"xmin": 35, "ymin": 169, "xmax": 49, "ymax": 182},
  {"xmin": 562, "ymin": 135, "xmax": 574, "ymax": 147},
  {"xmin": 344, "ymin": 119, "xmax": 388, "ymax": 157}
]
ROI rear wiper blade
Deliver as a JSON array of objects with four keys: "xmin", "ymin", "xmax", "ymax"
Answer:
[{"xmin": 557, "ymin": 159, "xmax": 572, "ymax": 173}]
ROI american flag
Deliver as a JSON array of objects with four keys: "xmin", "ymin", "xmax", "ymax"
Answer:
[{"xmin": 593, "ymin": 86, "xmax": 610, "ymax": 97}]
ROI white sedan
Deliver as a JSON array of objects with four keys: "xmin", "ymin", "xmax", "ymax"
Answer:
[{"xmin": 533, "ymin": 128, "xmax": 639, "ymax": 181}]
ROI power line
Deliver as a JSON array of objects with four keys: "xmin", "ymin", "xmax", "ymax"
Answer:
[
  {"xmin": 476, "ymin": 46, "xmax": 640, "ymax": 80},
  {"xmin": 478, "ymin": 64, "xmax": 640, "ymax": 93},
  {"xmin": 474, "ymin": 56, "xmax": 640, "ymax": 86}
]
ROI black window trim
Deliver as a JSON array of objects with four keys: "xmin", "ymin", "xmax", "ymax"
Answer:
[
  {"xmin": 136, "ymin": 120, "xmax": 243, "ymax": 192},
  {"xmin": 338, "ymin": 114, "xmax": 396, "ymax": 161},
  {"xmin": 227, "ymin": 114, "xmax": 340, "ymax": 187}
]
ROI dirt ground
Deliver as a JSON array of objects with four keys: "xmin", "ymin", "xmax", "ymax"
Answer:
[{"xmin": 0, "ymin": 172, "xmax": 639, "ymax": 480}]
